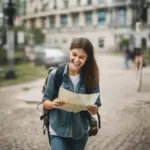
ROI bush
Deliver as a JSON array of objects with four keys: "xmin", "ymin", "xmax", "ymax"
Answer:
[
  {"xmin": 120, "ymin": 37, "xmax": 129, "ymax": 50},
  {"xmin": 0, "ymin": 49, "xmax": 25, "ymax": 65},
  {"xmin": 143, "ymin": 50, "xmax": 150, "ymax": 65},
  {"xmin": 0, "ymin": 49, "xmax": 7, "ymax": 65}
]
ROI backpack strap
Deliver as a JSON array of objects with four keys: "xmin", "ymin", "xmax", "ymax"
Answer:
[
  {"xmin": 85, "ymin": 87, "xmax": 101, "ymax": 129},
  {"xmin": 54, "ymin": 63, "xmax": 66, "ymax": 97}
]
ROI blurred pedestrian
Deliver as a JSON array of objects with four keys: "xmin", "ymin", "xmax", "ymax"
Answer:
[
  {"xmin": 124, "ymin": 46, "xmax": 132, "ymax": 69},
  {"xmin": 43, "ymin": 38, "xmax": 102, "ymax": 150}
]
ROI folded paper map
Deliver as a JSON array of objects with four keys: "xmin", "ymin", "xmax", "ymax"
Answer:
[{"xmin": 56, "ymin": 87, "xmax": 99, "ymax": 112}]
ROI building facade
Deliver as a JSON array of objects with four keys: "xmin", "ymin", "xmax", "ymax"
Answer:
[{"xmin": 22, "ymin": 0, "xmax": 150, "ymax": 52}]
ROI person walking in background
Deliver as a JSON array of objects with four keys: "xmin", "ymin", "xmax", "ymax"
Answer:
[
  {"xmin": 124, "ymin": 46, "xmax": 134, "ymax": 69},
  {"xmin": 124, "ymin": 46, "xmax": 131, "ymax": 69},
  {"xmin": 43, "ymin": 38, "xmax": 101, "ymax": 150}
]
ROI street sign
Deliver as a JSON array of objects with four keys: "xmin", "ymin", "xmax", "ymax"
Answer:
[{"xmin": 17, "ymin": 31, "xmax": 24, "ymax": 44}]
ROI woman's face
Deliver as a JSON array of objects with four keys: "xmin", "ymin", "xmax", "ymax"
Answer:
[{"xmin": 69, "ymin": 48, "xmax": 88, "ymax": 72}]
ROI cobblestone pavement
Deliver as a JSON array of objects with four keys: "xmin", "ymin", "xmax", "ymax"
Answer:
[
  {"xmin": 0, "ymin": 55, "xmax": 150, "ymax": 150},
  {"xmin": 0, "ymin": 87, "xmax": 50, "ymax": 150}
]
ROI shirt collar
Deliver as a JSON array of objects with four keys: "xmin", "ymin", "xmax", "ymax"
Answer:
[
  {"xmin": 63, "ymin": 62, "xmax": 69, "ymax": 76},
  {"xmin": 63, "ymin": 62, "xmax": 84, "ymax": 78}
]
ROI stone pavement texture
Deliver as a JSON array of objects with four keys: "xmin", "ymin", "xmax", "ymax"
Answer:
[{"xmin": 0, "ymin": 54, "xmax": 150, "ymax": 150}]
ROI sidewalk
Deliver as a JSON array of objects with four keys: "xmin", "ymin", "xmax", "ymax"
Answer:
[
  {"xmin": 15, "ymin": 79, "xmax": 44, "ymax": 103},
  {"xmin": 15, "ymin": 64, "xmax": 150, "ymax": 104}
]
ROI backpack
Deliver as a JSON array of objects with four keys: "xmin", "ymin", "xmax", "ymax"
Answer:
[{"xmin": 37, "ymin": 63, "xmax": 101, "ymax": 144}]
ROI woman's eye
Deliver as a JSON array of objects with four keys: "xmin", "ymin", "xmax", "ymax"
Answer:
[
  {"xmin": 72, "ymin": 53, "xmax": 77, "ymax": 56},
  {"xmin": 79, "ymin": 57, "xmax": 85, "ymax": 59}
]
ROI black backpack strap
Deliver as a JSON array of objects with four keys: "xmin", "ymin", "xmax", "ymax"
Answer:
[
  {"xmin": 85, "ymin": 87, "xmax": 101, "ymax": 129},
  {"xmin": 97, "ymin": 112, "xmax": 101, "ymax": 129},
  {"xmin": 54, "ymin": 63, "xmax": 66, "ymax": 97}
]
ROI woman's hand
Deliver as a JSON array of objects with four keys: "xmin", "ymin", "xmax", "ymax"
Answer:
[
  {"xmin": 53, "ymin": 99, "xmax": 66, "ymax": 107},
  {"xmin": 43, "ymin": 99, "xmax": 65, "ymax": 110},
  {"xmin": 87, "ymin": 105, "xmax": 98, "ymax": 115}
]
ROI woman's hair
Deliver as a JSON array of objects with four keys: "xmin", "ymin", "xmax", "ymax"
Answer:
[{"xmin": 70, "ymin": 37, "xmax": 99, "ymax": 90}]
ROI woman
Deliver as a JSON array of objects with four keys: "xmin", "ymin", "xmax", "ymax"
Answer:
[
  {"xmin": 43, "ymin": 37, "xmax": 101, "ymax": 150},
  {"xmin": 133, "ymin": 47, "xmax": 143, "ymax": 73}
]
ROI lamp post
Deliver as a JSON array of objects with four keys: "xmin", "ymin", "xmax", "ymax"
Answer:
[{"xmin": 3, "ymin": 0, "xmax": 16, "ymax": 79}]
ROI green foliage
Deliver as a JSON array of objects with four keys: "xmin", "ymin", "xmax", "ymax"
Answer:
[
  {"xmin": 143, "ymin": 50, "xmax": 150, "ymax": 65},
  {"xmin": 0, "ymin": 49, "xmax": 7, "ymax": 65},
  {"xmin": 0, "ymin": 63, "xmax": 48, "ymax": 87},
  {"xmin": 120, "ymin": 37, "xmax": 129, "ymax": 49},
  {"xmin": 28, "ymin": 28, "xmax": 45, "ymax": 45},
  {"xmin": 0, "ymin": 49, "xmax": 25, "ymax": 65},
  {"xmin": 13, "ymin": 25, "xmax": 25, "ymax": 32}
]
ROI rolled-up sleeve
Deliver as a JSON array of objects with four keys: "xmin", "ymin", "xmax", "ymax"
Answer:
[
  {"xmin": 42, "ymin": 69, "xmax": 57, "ymax": 101},
  {"xmin": 93, "ymin": 84, "xmax": 102, "ymax": 107}
]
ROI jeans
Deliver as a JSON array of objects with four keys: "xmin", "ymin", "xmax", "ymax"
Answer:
[
  {"xmin": 50, "ymin": 134, "xmax": 88, "ymax": 150},
  {"xmin": 124, "ymin": 55, "xmax": 130, "ymax": 69}
]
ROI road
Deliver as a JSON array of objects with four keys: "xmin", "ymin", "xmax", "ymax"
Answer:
[{"xmin": 0, "ymin": 54, "xmax": 150, "ymax": 150}]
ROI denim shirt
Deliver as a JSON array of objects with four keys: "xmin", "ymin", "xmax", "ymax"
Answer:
[{"xmin": 43, "ymin": 63, "xmax": 101, "ymax": 140}]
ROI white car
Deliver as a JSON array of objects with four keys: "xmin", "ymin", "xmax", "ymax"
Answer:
[{"xmin": 34, "ymin": 47, "xmax": 69, "ymax": 68}]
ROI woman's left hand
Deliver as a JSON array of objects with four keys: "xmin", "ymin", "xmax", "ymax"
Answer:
[{"xmin": 87, "ymin": 105, "xmax": 98, "ymax": 115}]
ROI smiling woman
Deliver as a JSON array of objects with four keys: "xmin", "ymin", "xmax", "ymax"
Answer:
[
  {"xmin": 69, "ymin": 38, "xmax": 99, "ymax": 90},
  {"xmin": 43, "ymin": 37, "xmax": 101, "ymax": 150},
  {"xmin": 69, "ymin": 49, "xmax": 87, "ymax": 75}
]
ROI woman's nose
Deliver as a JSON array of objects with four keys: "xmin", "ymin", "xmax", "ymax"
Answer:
[{"xmin": 74, "ymin": 57, "xmax": 79, "ymax": 62}]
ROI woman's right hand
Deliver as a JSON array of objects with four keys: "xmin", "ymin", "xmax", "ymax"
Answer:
[{"xmin": 43, "ymin": 99, "xmax": 65, "ymax": 110}]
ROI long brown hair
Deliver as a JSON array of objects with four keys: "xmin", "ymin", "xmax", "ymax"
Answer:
[{"xmin": 70, "ymin": 37, "xmax": 99, "ymax": 90}]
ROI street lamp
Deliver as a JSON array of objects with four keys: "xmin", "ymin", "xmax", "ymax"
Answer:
[{"xmin": 3, "ymin": 0, "xmax": 16, "ymax": 79}]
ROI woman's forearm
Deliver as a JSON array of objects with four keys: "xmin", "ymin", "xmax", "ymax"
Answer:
[{"xmin": 43, "ymin": 100, "xmax": 54, "ymax": 110}]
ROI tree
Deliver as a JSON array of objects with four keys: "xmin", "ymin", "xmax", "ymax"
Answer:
[{"xmin": 32, "ymin": 28, "xmax": 45, "ymax": 45}]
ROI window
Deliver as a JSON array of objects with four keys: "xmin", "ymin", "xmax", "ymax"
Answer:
[
  {"xmin": 41, "ymin": 17, "xmax": 46, "ymax": 28},
  {"xmin": 77, "ymin": 0, "xmax": 80, "ymax": 6},
  {"xmin": 119, "ymin": 8, "xmax": 126, "ymax": 25},
  {"xmin": 72, "ymin": 13, "xmax": 79, "ymax": 26},
  {"xmin": 54, "ymin": 0, "xmax": 57, "ymax": 9},
  {"xmin": 98, "ymin": 0, "xmax": 105, "ymax": 4},
  {"xmin": 87, "ymin": 0, "xmax": 92, "ymax": 5},
  {"xmin": 61, "ymin": 15, "xmax": 68, "ymax": 27},
  {"xmin": 85, "ymin": 11, "xmax": 92, "ymax": 25},
  {"xmin": 98, "ymin": 11, "xmax": 106, "ymax": 25},
  {"xmin": 50, "ymin": 16, "xmax": 55, "ymax": 28},
  {"xmin": 34, "ymin": 7, "xmax": 38, "ymax": 13},
  {"xmin": 98, "ymin": 38, "xmax": 104, "ymax": 48},
  {"xmin": 64, "ymin": 0, "xmax": 68, "ymax": 8}
]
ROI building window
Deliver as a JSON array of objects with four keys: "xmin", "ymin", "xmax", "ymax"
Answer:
[
  {"xmin": 98, "ymin": 38, "xmax": 104, "ymax": 48},
  {"xmin": 34, "ymin": 7, "xmax": 38, "ymax": 13},
  {"xmin": 61, "ymin": 15, "xmax": 68, "ymax": 27},
  {"xmin": 85, "ymin": 11, "xmax": 92, "ymax": 25},
  {"xmin": 62, "ymin": 38, "xmax": 68, "ymax": 43},
  {"xmin": 98, "ymin": 11, "xmax": 106, "ymax": 25},
  {"xmin": 119, "ymin": 8, "xmax": 126, "ymax": 25},
  {"xmin": 72, "ymin": 13, "xmax": 79, "ymax": 26},
  {"xmin": 50, "ymin": 16, "xmax": 55, "ymax": 28},
  {"xmin": 87, "ymin": 0, "xmax": 92, "ymax": 5},
  {"xmin": 98, "ymin": 0, "xmax": 105, "ymax": 4},
  {"xmin": 41, "ymin": 17, "xmax": 46, "ymax": 28},
  {"xmin": 64, "ymin": 0, "xmax": 68, "ymax": 8},
  {"xmin": 77, "ymin": 0, "xmax": 80, "ymax": 6},
  {"xmin": 54, "ymin": 0, "xmax": 57, "ymax": 9}
]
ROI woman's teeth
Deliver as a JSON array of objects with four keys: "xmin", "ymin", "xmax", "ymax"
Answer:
[{"xmin": 73, "ymin": 63, "xmax": 80, "ymax": 66}]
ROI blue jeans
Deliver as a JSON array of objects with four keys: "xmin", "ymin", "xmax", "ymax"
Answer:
[{"xmin": 50, "ymin": 134, "xmax": 88, "ymax": 150}]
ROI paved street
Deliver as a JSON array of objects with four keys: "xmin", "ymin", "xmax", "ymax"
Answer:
[{"xmin": 0, "ymin": 54, "xmax": 150, "ymax": 150}]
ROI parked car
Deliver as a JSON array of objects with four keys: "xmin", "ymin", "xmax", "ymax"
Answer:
[{"xmin": 34, "ymin": 47, "xmax": 69, "ymax": 68}]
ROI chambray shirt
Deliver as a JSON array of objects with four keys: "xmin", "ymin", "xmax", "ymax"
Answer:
[{"xmin": 43, "ymin": 63, "xmax": 101, "ymax": 140}]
